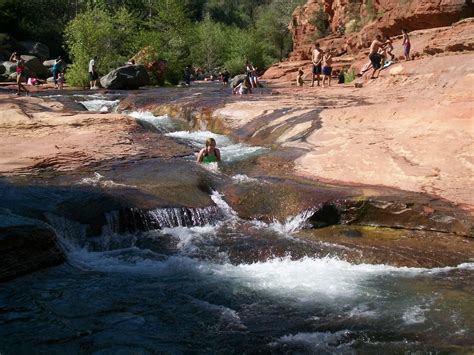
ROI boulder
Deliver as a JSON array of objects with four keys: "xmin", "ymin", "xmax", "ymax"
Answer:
[
  {"xmin": 2, "ymin": 61, "xmax": 16, "ymax": 75},
  {"xmin": 22, "ymin": 55, "xmax": 50, "ymax": 78},
  {"xmin": 0, "ymin": 222, "xmax": 65, "ymax": 282},
  {"xmin": 43, "ymin": 59, "xmax": 56, "ymax": 68},
  {"xmin": 17, "ymin": 40, "xmax": 49, "ymax": 62},
  {"xmin": 230, "ymin": 74, "xmax": 248, "ymax": 88},
  {"xmin": 131, "ymin": 46, "xmax": 167, "ymax": 84},
  {"xmin": 100, "ymin": 64, "xmax": 150, "ymax": 89}
]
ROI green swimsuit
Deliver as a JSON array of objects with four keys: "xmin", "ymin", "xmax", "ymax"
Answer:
[{"xmin": 203, "ymin": 154, "xmax": 218, "ymax": 163}]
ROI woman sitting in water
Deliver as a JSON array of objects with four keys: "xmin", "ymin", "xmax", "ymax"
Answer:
[{"xmin": 197, "ymin": 138, "xmax": 221, "ymax": 163}]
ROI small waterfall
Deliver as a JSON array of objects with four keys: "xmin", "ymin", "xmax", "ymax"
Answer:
[
  {"xmin": 79, "ymin": 99, "xmax": 120, "ymax": 112},
  {"xmin": 103, "ymin": 205, "xmax": 222, "ymax": 234}
]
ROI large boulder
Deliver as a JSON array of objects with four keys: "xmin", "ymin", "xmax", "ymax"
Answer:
[
  {"xmin": 230, "ymin": 74, "xmax": 247, "ymax": 88},
  {"xmin": 0, "ymin": 214, "xmax": 65, "ymax": 282},
  {"xmin": 21, "ymin": 55, "xmax": 49, "ymax": 78},
  {"xmin": 17, "ymin": 40, "xmax": 49, "ymax": 62},
  {"xmin": 2, "ymin": 61, "xmax": 16, "ymax": 75},
  {"xmin": 131, "ymin": 46, "xmax": 168, "ymax": 84},
  {"xmin": 100, "ymin": 64, "xmax": 150, "ymax": 89}
]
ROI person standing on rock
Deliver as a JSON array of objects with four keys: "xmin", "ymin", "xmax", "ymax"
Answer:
[
  {"xmin": 10, "ymin": 52, "xmax": 29, "ymax": 96},
  {"xmin": 197, "ymin": 138, "xmax": 221, "ymax": 163},
  {"xmin": 311, "ymin": 43, "xmax": 324, "ymax": 87},
  {"xmin": 402, "ymin": 29, "xmax": 411, "ymax": 61},
  {"xmin": 322, "ymin": 50, "xmax": 333, "ymax": 87},
  {"xmin": 384, "ymin": 36, "xmax": 395, "ymax": 61},
  {"xmin": 89, "ymin": 56, "xmax": 99, "ymax": 89},
  {"xmin": 368, "ymin": 35, "xmax": 384, "ymax": 79},
  {"xmin": 52, "ymin": 57, "xmax": 63, "ymax": 89}
]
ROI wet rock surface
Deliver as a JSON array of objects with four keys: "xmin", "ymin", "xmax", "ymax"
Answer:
[{"xmin": 0, "ymin": 224, "xmax": 64, "ymax": 282}]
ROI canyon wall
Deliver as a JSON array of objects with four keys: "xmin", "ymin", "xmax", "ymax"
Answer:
[{"xmin": 289, "ymin": 0, "xmax": 473, "ymax": 60}]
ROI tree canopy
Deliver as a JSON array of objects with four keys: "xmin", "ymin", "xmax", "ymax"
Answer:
[{"xmin": 1, "ymin": 0, "xmax": 306, "ymax": 85}]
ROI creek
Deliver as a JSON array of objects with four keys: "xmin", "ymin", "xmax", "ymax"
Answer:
[{"xmin": 1, "ymin": 92, "xmax": 473, "ymax": 354}]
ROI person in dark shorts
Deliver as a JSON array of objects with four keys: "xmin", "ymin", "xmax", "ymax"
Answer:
[
  {"xmin": 88, "ymin": 56, "xmax": 98, "ymax": 89},
  {"xmin": 311, "ymin": 43, "xmax": 324, "ymax": 87},
  {"xmin": 368, "ymin": 35, "xmax": 384, "ymax": 79}
]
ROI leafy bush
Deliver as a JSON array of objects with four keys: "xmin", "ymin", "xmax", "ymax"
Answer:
[
  {"xmin": 344, "ymin": 69, "xmax": 357, "ymax": 83},
  {"xmin": 64, "ymin": 6, "xmax": 138, "ymax": 86}
]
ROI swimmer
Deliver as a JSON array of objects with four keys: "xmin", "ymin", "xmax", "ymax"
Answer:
[{"xmin": 197, "ymin": 138, "xmax": 221, "ymax": 163}]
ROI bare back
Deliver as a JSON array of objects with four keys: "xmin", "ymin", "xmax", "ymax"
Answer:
[
  {"xmin": 312, "ymin": 48, "xmax": 323, "ymax": 65},
  {"xmin": 369, "ymin": 39, "xmax": 383, "ymax": 55}
]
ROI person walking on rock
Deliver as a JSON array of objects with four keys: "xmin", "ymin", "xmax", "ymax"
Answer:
[
  {"xmin": 10, "ymin": 52, "xmax": 29, "ymax": 95},
  {"xmin": 311, "ymin": 43, "xmax": 324, "ymax": 87},
  {"xmin": 368, "ymin": 35, "xmax": 384, "ymax": 79},
  {"xmin": 402, "ymin": 29, "xmax": 411, "ymax": 61},
  {"xmin": 89, "ymin": 56, "xmax": 99, "ymax": 89}
]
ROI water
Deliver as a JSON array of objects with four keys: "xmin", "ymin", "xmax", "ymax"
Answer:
[
  {"xmin": 1, "ymin": 97, "xmax": 473, "ymax": 353},
  {"xmin": 1, "ymin": 192, "xmax": 473, "ymax": 353}
]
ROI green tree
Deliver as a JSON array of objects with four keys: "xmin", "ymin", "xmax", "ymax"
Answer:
[
  {"xmin": 190, "ymin": 16, "xmax": 228, "ymax": 73},
  {"xmin": 64, "ymin": 5, "xmax": 139, "ymax": 86}
]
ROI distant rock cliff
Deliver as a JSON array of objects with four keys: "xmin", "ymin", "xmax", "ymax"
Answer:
[{"xmin": 288, "ymin": 0, "xmax": 473, "ymax": 60}]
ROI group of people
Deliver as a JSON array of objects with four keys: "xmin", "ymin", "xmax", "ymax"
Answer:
[
  {"xmin": 298, "ymin": 28, "xmax": 411, "ymax": 86},
  {"xmin": 9, "ymin": 52, "xmax": 66, "ymax": 95},
  {"xmin": 368, "ymin": 29, "xmax": 410, "ymax": 79}
]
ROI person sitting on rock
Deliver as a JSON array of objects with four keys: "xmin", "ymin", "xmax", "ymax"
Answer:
[
  {"xmin": 296, "ymin": 68, "xmax": 304, "ymax": 86},
  {"xmin": 197, "ymin": 138, "xmax": 221, "ymax": 163},
  {"xmin": 232, "ymin": 77, "xmax": 252, "ymax": 95},
  {"xmin": 368, "ymin": 35, "xmax": 384, "ymax": 79}
]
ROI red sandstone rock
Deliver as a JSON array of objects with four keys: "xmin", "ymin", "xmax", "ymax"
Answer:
[{"xmin": 289, "ymin": 0, "xmax": 473, "ymax": 59}]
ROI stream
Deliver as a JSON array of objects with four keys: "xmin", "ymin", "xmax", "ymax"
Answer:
[{"xmin": 1, "ymin": 93, "xmax": 473, "ymax": 354}]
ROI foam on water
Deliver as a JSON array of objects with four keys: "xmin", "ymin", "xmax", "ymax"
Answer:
[
  {"xmin": 269, "ymin": 330, "xmax": 353, "ymax": 352},
  {"xmin": 76, "ymin": 172, "xmax": 134, "ymax": 188},
  {"xmin": 402, "ymin": 305, "xmax": 427, "ymax": 324},
  {"xmin": 127, "ymin": 111, "xmax": 175, "ymax": 131},
  {"xmin": 79, "ymin": 99, "xmax": 120, "ymax": 112},
  {"xmin": 232, "ymin": 174, "xmax": 263, "ymax": 184}
]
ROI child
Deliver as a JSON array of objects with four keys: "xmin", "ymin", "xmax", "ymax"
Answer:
[
  {"xmin": 402, "ymin": 29, "xmax": 411, "ymax": 61},
  {"xmin": 57, "ymin": 72, "xmax": 65, "ymax": 90},
  {"xmin": 322, "ymin": 51, "xmax": 333, "ymax": 87},
  {"xmin": 296, "ymin": 68, "xmax": 304, "ymax": 86},
  {"xmin": 384, "ymin": 36, "xmax": 395, "ymax": 61}
]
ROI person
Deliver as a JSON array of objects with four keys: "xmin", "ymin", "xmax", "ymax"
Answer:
[
  {"xmin": 10, "ymin": 52, "xmax": 29, "ymax": 95},
  {"xmin": 368, "ymin": 35, "xmax": 384, "ymax": 79},
  {"xmin": 402, "ymin": 28, "xmax": 411, "ymax": 61},
  {"xmin": 184, "ymin": 64, "xmax": 192, "ymax": 86},
  {"xmin": 249, "ymin": 64, "xmax": 258, "ymax": 88},
  {"xmin": 311, "ymin": 43, "xmax": 324, "ymax": 87},
  {"xmin": 222, "ymin": 68, "xmax": 230, "ymax": 85},
  {"xmin": 245, "ymin": 60, "xmax": 252, "ymax": 80},
  {"xmin": 384, "ymin": 36, "xmax": 395, "ymax": 61},
  {"xmin": 296, "ymin": 68, "xmax": 304, "ymax": 86},
  {"xmin": 337, "ymin": 69, "xmax": 345, "ymax": 84},
  {"xmin": 233, "ymin": 77, "xmax": 252, "ymax": 95},
  {"xmin": 89, "ymin": 56, "xmax": 98, "ymax": 89},
  {"xmin": 57, "ymin": 72, "xmax": 65, "ymax": 90},
  {"xmin": 322, "ymin": 51, "xmax": 333, "ymax": 87},
  {"xmin": 197, "ymin": 138, "xmax": 221, "ymax": 163},
  {"xmin": 52, "ymin": 57, "xmax": 63, "ymax": 89}
]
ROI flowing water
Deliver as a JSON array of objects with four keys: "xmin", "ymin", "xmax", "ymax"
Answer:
[{"xmin": 1, "ymin": 95, "xmax": 473, "ymax": 354}]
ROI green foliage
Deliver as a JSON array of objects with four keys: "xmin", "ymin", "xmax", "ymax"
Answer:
[
  {"xmin": 344, "ymin": 0, "xmax": 362, "ymax": 34},
  {"xmin": 311, "ymin": 7, "xmax": 330, "ymax": 39},
  {"xmin": 344, "ymin": 69, "xmax": 357, "ymax": 83},
  {"xmin": 366, "ymin": 0, "xmax": 376, "ymax": 22},
  {"xmin": 64, "ymin": 5, "xmax": 139, "ymax": 86}
]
